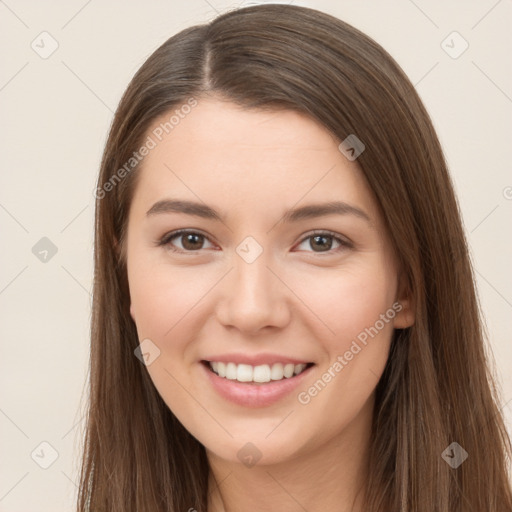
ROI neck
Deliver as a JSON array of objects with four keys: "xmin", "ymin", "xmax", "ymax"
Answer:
[{"xmin": 207, "ymin": 396, "xmax": 374, "ymax": 512}]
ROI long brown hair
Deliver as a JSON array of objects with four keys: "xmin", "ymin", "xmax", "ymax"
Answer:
[{"xmin": 78, "ymin": 5, "xmax": 512, "ymax": 511}]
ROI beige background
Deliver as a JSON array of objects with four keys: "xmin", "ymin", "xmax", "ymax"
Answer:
[{"xmin": 0, "ymin": 0, "xmax": 511, "ymax": 509}]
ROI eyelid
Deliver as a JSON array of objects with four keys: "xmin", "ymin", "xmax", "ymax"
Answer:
[
  {"xmin": 297, "ymin": 229, "xmax": 353, "ymax": 252},
  {"xmin": 156, "ymin": 228, "xmax": 353, "ymax": 254},
  {"xmin": 157, "ymin": 228, "xmax": 217, "ymax": 251}
]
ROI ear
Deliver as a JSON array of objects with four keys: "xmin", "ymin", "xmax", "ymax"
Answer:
[{"xmin": 393, "ymin": 274, "xmax": 415, "ymax": 329}]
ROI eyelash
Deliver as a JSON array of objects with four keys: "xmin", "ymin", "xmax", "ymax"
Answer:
[{"xmin": 156, "ymin": 229, "xmax": 353, "ymax": 255}]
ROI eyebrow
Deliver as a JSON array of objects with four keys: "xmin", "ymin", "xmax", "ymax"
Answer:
[{"xmin": 146, "ymin": 199, "xmax": 371, "ymax": 224}]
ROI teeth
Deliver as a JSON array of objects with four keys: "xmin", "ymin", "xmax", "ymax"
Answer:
[
  {"xmin": 208, "ymin": 361, "xmax": 309, "ymax": 383},
  {"xmin": 226, "ymin": 362, "xmax": 237, "ymax": 380},
  {"xmin": 294, "ymin": 363, "xmax": 306, "ymax": 375},
  {"xmin": 253, "ymin": 364, "xmax": 271, "ymax": 383},
  {"xmin": 270, "ymin": 363, "xmax": 284, "ymax": 380},
  {"xmin": 283, "ymin": 363, "xmax": 294, "ymax": 378},
  {"xmin": 237, "ymin": 364, "xmax": 253, "ymax": 382}
]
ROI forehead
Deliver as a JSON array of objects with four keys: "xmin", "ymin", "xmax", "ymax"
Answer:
[{"xmin": 129, "ymin": 98, "xmax": 380, "ymax": 225}]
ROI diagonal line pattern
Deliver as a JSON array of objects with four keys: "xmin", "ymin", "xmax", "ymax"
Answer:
[
  {"xmin": 0, "ymin": 266, "xmax": 28, "ymax": 296},
  {"xmin": 201, "ymin": 0, "xmax": 220, "ymax": 14},
  {"xmin": 266, "ymin": 163, "xmax": 337, "ymax": 234},
  {"xmin": 265, "ymin": 265, "xmax": 336, "ymax": 335},
  {"xmin": 414, "ymin": 61, "xmax": 439, "ymax": 87},
  {"xmin": 61, "ymin": 0, "xmax": 93, "ymax": 29},
  {"xmin": 61, "ymin": 61, "xmax": 114, "ymax": 113},
  {"xmin": 0, "ymin": 0, "xmax": 29, "ymax": 28},
  {"xmin": 61, "ymin": 205, "xmax": 89, "ymax": 233},
  {"xmin": 0, "ymin": 408, "xmax": 29, "ymax": 438},
  {"xmin": 0, "ymin": 62, "xmax": 29, "ymax": 92},
  {"xmin": 164, "ymin": 163, "xmax": 233, "ymax": 233},
  {"xmin": 163, "ymin": 367, "xmax": 233, "ymax": 437},
  {"xmin": 61, "ymin": 414, "xmax": 85, "ymax": 440},
  {"xmin": 164, "ymin": 267, "xmax": 234, "ymax": 336},
  {"xmin": 207, "ymin": 469, "xmax": 233, "ymax": 499},
  {"xmin": 0, "ymin": 472, "xmax": 29, "ymax": 502},
  {"xmin": 475, "ymin": 269, "xmax": 512, "ymax": 308},
  {"xmin": 265, "ymin": 409, "xmax": 294, "ymax": 438},
  {"xmin": 265, "ymin": 471, "xmax": 309, "ymax": 511},
  {"xmin": 0, "ymin": 202, "xmax": 29, "ymax": 232},
  {"xmin": 474, "ymin": 396, "xmax": 512, "ymax": 440},
  {"xmin": 472, "ymin": 62, "xmax": 512, "ymax": 104},
  {"xmin": 472, "ymin": 0, "xmax": 503, "ymax": 30},
  {"xmin": 368, "ymin": 368, "xmax": 381, "ymax": 383},
  {"xmin": 407, "ymin": 0, "xmax": 439, "ymax": 29},
  {"xmin": 61, "ymin": 470, "xmax": 79, "ymax": 489},
  {"xmin": 61, "ymin": 265, "xmax": 92, "ymax": 297},
  {"xmin": 470, "ymin": 204, "xmax": 499, "ymax": 233}
]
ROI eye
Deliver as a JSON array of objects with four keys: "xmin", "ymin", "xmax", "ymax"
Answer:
[
  {"xmin": 295, "ymin": 230, "xmax": 352, "ymax": 254},
  {"xmin": 157, "ymin": 229, "xmax": 216, "ymax": 253},
  {"xmin": 157, "ymin": 229, "xmax": 352, "ymax": 255}
]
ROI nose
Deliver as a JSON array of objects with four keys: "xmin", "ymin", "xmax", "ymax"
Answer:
[{"xmin": 215, "ymin": 247, "xmax": 291, "ymax": 335}]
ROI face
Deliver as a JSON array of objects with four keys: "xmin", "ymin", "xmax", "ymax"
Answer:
[{"xmin": 125, "ymin": 97, "xmax": 414, "ymax": 466}]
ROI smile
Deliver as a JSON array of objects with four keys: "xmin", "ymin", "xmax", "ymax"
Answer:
[
  {"xmin": 201, "ymin": 358, "xmax": 315, "ymax": 407},
  {"xmin": 206, "ymin": 361, "xmax": 313, "ymax": 383}
]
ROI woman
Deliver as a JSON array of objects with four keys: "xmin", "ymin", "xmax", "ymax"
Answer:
[{"xmin": 79, "ymin": 4, "xmax": 512, "ymax": 511}]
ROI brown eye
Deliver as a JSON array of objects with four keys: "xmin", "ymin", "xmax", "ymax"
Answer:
[
  {"xmin": 295, "ymin": 231, "xmax": 352, "ymax": 254},
  {"xmin": 180, "ymin": 233, "xmax": 205, "ymax": 250},
  {"xmin": 309, "ymin": 234, "xmax": 333, "ymax": 252},
  {"xmin": 159, "ymin": 230, "xmax": 214, "ymax": 252}
]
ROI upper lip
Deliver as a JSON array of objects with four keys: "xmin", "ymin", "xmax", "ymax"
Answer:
[{"xmin": 202, "ymin": 353, "xmax": 313, "ymax": 366}]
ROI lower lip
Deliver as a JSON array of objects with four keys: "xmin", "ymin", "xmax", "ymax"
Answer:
[{"xmin": 201, "ymin": 362, "xmax": 314, "ymax": 408}]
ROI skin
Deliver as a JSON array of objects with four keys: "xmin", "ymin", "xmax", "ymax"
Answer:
[{"xmin": 125, "ymin": 96, "xmax": 415, "ymax": 511}]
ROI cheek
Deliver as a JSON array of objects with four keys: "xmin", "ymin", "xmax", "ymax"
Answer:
[
  {"xmin": 128, "ymin": 254, "xmax": 210, "ymax": 340},
  {"xmin": 127, "ymin": 262, "xmax": 212, "ymax": 432},
  {"xmin": 292, "ymin": 263, "xmax": 397, "ymax": 429},
  {"xmin": 296, "ymin": 260, "xmax": 398, "ymax": 349},
  {"xmin": 292, "ymin": 261, "xmax": 397, "ymax": 409}
]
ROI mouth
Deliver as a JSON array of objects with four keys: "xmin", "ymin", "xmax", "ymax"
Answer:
[{"xmin": 201, "ymin": 360, "xmax": 315, "ymax": 385}]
